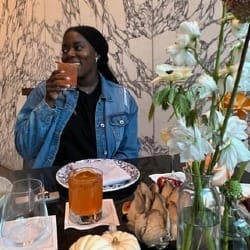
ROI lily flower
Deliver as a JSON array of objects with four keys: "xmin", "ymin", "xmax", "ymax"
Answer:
[
  {"xmin": 219, "ymin": 137, "xmax": 250, "ymax": 172},
  {"xmin": 223, "ymin": 115, "xmax": 249, "ymax": 142},
  {"xmin": 167, "ymin": 119, "xmax": 213, "ymax": 162}
]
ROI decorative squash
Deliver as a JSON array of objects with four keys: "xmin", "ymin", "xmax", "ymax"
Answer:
[
  {"xmin": 102, "ymin": 225, "xmax": 141, "ymax": 250},
  {"xmin": 69, "ymin": 235, "xmax": 113, "ymax": 250}
]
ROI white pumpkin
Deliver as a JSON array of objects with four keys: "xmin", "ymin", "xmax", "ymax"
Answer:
[
  {"xmin": 102, "ymin": 225, "xmax": 141, "ymax": 250},
  {"xmin": 69, "ymin": 235, "xmax": 113, "ymax": 250}
]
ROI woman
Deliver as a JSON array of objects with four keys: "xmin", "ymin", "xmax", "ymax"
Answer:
[{"xmin": 15, "ymin": 25, "xmax": 140, "ymax": 168}]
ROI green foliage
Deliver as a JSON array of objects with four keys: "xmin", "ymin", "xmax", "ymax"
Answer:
[
  {"xmin": 149, "ymin": 86, "xmax": 195, "ymax": 122},
  {"xmin": 172, "ymin": 89, "xmax": 191, "ymax": 117},
  {"xmin": 221, "ymin": 179, "xmax": 243, "ymax": 201}
]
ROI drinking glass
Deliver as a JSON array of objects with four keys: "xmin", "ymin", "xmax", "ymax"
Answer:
[
  {"xmin": 1, "ymin": 178, "xmax": 49, "ymax": 247},
  {"xmin": 56, "ymin": 61, "xmax": 79, "ymax": 88},
  {"xmin": 68, "ymin": 167, "xmax": 103, "ymax": 224}
]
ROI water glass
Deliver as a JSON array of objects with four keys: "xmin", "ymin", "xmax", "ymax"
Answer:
[{"xmin": 1, "ymin": 178, "xmax": 49, "ymax": 247}]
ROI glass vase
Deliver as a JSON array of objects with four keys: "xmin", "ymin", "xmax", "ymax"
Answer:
[
  {"xmin": 221, "ymin": 200, "xmax": 250, "ymax": 250},
  {"xmin": 177, "ymin": 171, "xmax": 221, "ymax": 250}
]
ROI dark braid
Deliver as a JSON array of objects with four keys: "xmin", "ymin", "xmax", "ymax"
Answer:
[{"xmin": 97, "ymin": 55, "xmax": 118, "ymax": 83}]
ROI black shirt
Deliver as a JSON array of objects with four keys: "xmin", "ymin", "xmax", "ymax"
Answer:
[{"xmin": 54, "ymin": 83, "xmax": 101, "ymax": 166}]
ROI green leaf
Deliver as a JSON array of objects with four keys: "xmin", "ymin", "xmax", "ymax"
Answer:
[
  {"xmin": 154, "ymin": 87, "xmax": 170, "ymax": 105},
  {"xmin": 186, "ymin": 109, "xmax": 198, "ymax": 127},
  {"xmin": 167, "ymin": 87, "xmax": 176, "ymax": 104},
  {"xmin": 173, "ymin": 92, "xmax": 191, "ymax": 117},
  {"xmin": 153, "ymin": 87, "xmax": 171, "ymax": 111}
]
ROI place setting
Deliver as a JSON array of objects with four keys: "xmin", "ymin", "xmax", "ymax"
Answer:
[
  {"xmin": 55, "ymin": 158, "xmax": 142, "ymax": 249},
  {"xmin": 55, "ymin": 159, "xmax": 140, "ymax": 228}
]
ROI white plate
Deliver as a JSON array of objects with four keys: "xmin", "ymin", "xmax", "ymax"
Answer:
[{"xmin": 56, "ymin": 159, "xmax": 140, "ymax": 192}]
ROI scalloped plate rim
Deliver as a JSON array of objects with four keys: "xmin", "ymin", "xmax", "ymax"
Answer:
[{"xmin": 55, "ymin": 159, "xmax": 140, "ymax": 192}]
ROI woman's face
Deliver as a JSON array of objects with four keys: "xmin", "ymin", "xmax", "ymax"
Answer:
[{"xmin": 61, "ymin": 30, "xmax": 98, "ymax": 79}]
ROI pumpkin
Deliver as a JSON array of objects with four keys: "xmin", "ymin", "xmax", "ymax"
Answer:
[
  {"xmin": 69, "ymin": 235, "xmax": 113, "ymax": 250},
  {"xmin": 102, "ymin": 225, "xmax": 141, "ymax": 250}
]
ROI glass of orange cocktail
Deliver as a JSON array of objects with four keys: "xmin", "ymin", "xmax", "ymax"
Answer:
[
  {"xmin": 68, "ymin": 167, "xmax": 103, "ymax": 224},
  {"xmin": 56, "ymin": 61, "xmax": 79, "ymax": 87}
]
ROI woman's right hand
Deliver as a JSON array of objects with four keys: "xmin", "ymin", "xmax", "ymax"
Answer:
[{"xmin": 45, "ymin": 70, "xmax": 71, "ymax": 107}]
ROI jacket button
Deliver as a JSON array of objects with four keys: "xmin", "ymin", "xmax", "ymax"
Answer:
[
  {"xmin": 120, "ymin": 120, "xmax": 124, "ymax": 125},
  {"xmin": 100, "ymin": 123, "xmax": 105, "ymax": 128}
]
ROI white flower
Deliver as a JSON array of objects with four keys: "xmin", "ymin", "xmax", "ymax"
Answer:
[
  {"xmin": 179, "ymin": 21, "xmax": 200, "ymax": 39},
  {"xmin": 152, "ymin": 64, "xmax": 193, "ymax": 83},
  {"xmin": 231, "ymin": 18, "xmax": 249, "ymax": 38},
  {"xmin": 193, "ymin": 74, "xmax": 217, "ymax": 99},
  {"xmin": 223, "ymin": 116, "xmax": 249, "ymax": 142},
  {"xmin": 151, "ymin": 10, "xmax": 250, "ymax": 181},
  {"xmin": 219, "ymin": 138, "xmax": 250, "ymax": 172},
  {"xmin": 167, "ymin": 46, "xmax": 196, "ymax": 67},
  {"xmin": 167, "ymin": 119, "xmax": 213, "ymax": 162},
  {"xmin": 176, "ymin": 34, "xmax": 191, "ymax": 47},
  {"xmin": 217, "ymin": 116, "xmax": 250, "ymax": 171},
  {"xmin": 167, "ymin": 35, "xmax": 197, "ymax": 66}
]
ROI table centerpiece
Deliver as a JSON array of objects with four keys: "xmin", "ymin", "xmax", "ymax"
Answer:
[{"xmin": 149, "ymin": 0, "xmax": 250, "ymax": 249}]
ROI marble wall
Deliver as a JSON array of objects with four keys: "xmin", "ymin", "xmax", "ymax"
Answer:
[{"xmin": 0, "ymin": 0, "xmax": 222, "ymax": 170}]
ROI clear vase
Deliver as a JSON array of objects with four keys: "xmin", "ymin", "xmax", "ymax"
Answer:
[
  {"xmin": 177, "ymin": 171, "xmax": 221, "ymax": 250},
  {"xmin": 221, "ymin": 200, "xmax": 250, "ymax": 250}
]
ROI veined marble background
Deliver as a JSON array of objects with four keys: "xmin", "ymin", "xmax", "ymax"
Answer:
[{"xmin": 0, "ymin": 0, "xmax": 223, "ymax": 170}]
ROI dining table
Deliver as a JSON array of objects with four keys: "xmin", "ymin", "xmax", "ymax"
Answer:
[{"xmin": 0, "ymin": 154, "xmax": 250, "ymax": 250}]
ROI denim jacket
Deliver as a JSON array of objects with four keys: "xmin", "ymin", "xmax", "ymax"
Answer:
[{"xmin": 15, "ymin": 74, "xmax": 140, "ymax": 168}]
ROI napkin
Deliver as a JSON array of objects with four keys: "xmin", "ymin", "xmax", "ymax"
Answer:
[
  {"xmin": 94, "ymin": 162, "xmax": 132, "ymax": 187},
  {"xmin": 0, "ymin": 215, "xmax": 57, "ymax": 250},
  {"xmin": 149, "ymin": 171, "xmax": 186, "ymax": 183},
  {"xmin": 64, "ymin": 199, "xmax": 120, "ymax": 230}
]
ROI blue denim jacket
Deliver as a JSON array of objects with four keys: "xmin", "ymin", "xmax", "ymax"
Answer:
[{"xmin": 15, "ymin": 74, "xmax": 140, "ymax": 168}]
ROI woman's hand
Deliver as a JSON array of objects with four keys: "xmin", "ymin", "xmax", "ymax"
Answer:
[{"xmin": 45, "ymin": 70, "xmax": 71, "ymax": 107}]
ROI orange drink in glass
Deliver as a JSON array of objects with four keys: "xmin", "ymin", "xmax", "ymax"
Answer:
[
  {"xmin": 68, "ymin": 167, "xmax": 103, "ymax": 224},
  {"xmin": 56, "ymin": 61, "xmax": 79, "ymax": 87}
]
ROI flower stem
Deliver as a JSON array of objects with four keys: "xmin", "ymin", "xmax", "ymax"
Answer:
[
  {"xmin": 220, "ymin": 24, "xmax": 250, "ymax": 137},
  {"xmin": 222, "ymin": 199, "xmax": 230, "ymax": 250},
  {"xmin": 210, "ymin": 24, "xmax": 250, "ymax": 171},
  {"xmin": 213, "ymin": 4, "xmax": 227, "ymax": 82}
]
